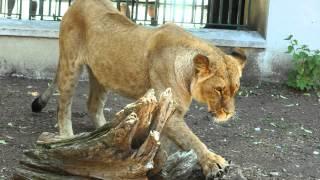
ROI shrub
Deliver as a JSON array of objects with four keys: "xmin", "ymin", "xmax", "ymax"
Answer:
[{"xmin": 285, "ymin": 35, "xmax": 320, "ymax": 91}]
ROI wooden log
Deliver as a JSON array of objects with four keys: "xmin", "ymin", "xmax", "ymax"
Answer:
[{"xmin": 14, "ymin": 89, "xmax": 208, "ymax": 180}]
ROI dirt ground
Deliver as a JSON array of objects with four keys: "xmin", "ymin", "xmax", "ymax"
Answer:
[{"xmin": 0, "ymin": 76, "xmax": 319, "ymax": 179}]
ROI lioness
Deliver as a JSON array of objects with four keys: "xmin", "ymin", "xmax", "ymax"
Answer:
[{"xmin": 31, "ymin": 0, "xmax": 246, "ymax": 178}]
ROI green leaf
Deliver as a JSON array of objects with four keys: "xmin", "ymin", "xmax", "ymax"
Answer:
[
  {"xmin": 284, "ymin": 35, "xmax": 293, "ymax": 40},
  {"xmin": 0, "ymin": 140, "xmax": 7, "ymax": 145},
  {"xmin": 286, "ymin": 45, "xmax": 294, "ymax": 53},
  {"xmin": 299, "ymin": 51, "xmax": 308, "ymax": 59},
  {"xmin": 292, "ymin": 39, "xmax": 298, "ymax": 45}
]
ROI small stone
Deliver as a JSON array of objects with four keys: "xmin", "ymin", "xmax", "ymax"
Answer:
[
  {"xmin": 270, "ymin": 123, "xmax": 277, "ymax": 127},
  {"xmin": 313, "ymin": 151, "xmax": 319, "ymax": 155},
  {"xmin": 253, "ymin": 141, "xmax": 262, "ymax": 145},
  {"xmin": 269, "ymin": 172, "xmax": 280, "ymax": 176},
  {"xmin": 104, "ymin": 108, "xmax": 112, "ymax": 112},
  {"xmin": 254, "ymin": 127, "xmax": 261, "ymax": 132}
]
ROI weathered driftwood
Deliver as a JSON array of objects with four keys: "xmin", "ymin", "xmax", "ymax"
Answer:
[{"xmin": 14, "ymin": 89, "xmax": 205, "ymax": 180}]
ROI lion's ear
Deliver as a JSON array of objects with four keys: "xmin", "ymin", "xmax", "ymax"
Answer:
[
  {"xmin": 231, "ymin": 48, "xmax": 246, "ymax": 69},
  {"xmin": 193, "ymin": 54, "xmax": 210, "ymax": 74}
]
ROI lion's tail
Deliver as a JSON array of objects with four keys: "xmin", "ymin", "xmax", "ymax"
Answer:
[{"xmin": 31, "ymin": 76, "xmax": 57, "ymax": 113}]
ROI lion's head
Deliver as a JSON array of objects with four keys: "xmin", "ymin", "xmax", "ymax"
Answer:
[{"xmin": 190, "ymin": 48, "xmax": 246, "ymax": 123}]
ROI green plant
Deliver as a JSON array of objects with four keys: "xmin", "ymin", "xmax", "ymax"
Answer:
[{"xmin": 285, "ymin": 35, "xmax": 320, "ymax": 91}]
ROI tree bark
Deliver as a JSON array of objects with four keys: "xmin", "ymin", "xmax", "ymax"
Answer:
[{"xmin": 14, "ymin": 89, "xmax": 205, "ymax": 180}]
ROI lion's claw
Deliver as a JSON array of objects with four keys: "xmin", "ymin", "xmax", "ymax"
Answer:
[{"xmin": 201, "ymin": 153, "xmax": 231, "ymax": 180}]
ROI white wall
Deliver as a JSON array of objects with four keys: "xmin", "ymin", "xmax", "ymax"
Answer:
[
  {"xmin": 262, "ymin": 0, "xmax": 320, "ymax": 80},
  {"xmin": 0, "ymin": 36, "xmax": 58, "ymax": 79}
]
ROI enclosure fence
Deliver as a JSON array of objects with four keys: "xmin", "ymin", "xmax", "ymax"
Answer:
[{"xmin": 0, "ymin": 0, "xmax": 251, "ymax": 29}]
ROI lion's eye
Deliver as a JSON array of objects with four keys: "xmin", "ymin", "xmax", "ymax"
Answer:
[{"xmin": 215, "ymin": 87, "xmax": 223, "ymax": 95}]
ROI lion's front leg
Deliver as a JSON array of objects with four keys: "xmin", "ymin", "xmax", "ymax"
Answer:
[{"xmin": 164, "ymin": 112, "xmax": 230, "ymax": 179}]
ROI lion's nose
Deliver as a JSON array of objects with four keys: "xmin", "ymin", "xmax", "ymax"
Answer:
[{"xmin": 223, "ymin": 109, "xmax": 231, "ymax": 116}]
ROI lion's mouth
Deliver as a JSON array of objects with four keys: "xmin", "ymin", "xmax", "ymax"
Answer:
[{"xmin": 208, "ymin": 110, "xmax": 233, "ymax": 123}]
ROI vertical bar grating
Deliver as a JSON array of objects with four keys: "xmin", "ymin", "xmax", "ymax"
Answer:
[
  {"xmin": 191, "ymin": 0, "xmax": 195, "ymax": 23},
  {"xmin": 40, "ymin": 0, "xmax": 44, "ymax": 20},
  {"xmin": 58, "ymin": 0, "xmax": 62, "ymax": 17},
  {"xmin": 181, "ymin": 0, "xmax": 186, "ymax": 24},
  {"xmin": 236, "ymin": 0, "xmax": 242, "ymax": 25},
  {"xmin": 131, "ymin": 0, "xmax": 134, "ymax": 19},
  {"xmin": 200, "ymin": 0, "xmax": 204, "ymax": 24},
  {"xmin": 125, "ymin": 0, "xmax": 129, "ymax": 18},
  {"xmin": 28, "ymin": 0, "xmax": 32, "ymax": 20},
  {"xmin": 116, "ymin": 0, "xmax": 120, "ymax": 11},
  {"xmin": 135, "ymin": 0, "xmax": 139, "ymax": 21},
  {"xmin": 19, "ymin": 0, "xmax": 22, "ymax": 19},
  {"xmin": 245, "ymin": 0, "xmax": 251, "ymax": 26},
  {"xmin": 172, "ymin": 0, "xmax": 176, "ymax": 22},
  {"xmin": 49, "ymin": 0, "xmax": 52, "ymax": 16},
  {"xmin": 162, "ymin": 0, "xmax": 167, "ymax": 24},
  {"xmin": 218, "ymin": 0, "xmax": 223, "ymax": 24},
  {"xmin": 154, "ymin": 0, "xmax": 159, "ymax": 25},
  {"xmin": 227, "ymin": 0, "xmax": 233, "ymax": 24},
  {"xmin": 144, "ymin": 0, "xmax": 148, "ymax": 24}
]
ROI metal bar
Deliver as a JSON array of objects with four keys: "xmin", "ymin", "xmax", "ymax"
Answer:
[
  {"xmin": 200, "ymin": 0, "xmax": 204, "ymax": 24},
  {"xmin": 58, "ymin": 0, "xmax": 62, "ymax": 17},
  {"xmin": 154, "ymin": 0, "xmax": 158, "ymax": 24},
  {"xmin": 29, "ymin": 0, "xmax": 32, "ymax": 20},
  {"xmin": 19, "ymin": 0, "xmax": 22, "ymax": 19},
  {"xmin": 227, "ymin": 0, "xmax": 233, "ymax": 24},
  {"xmin": 218, "ymin": 0, "xmax": 223, "ymax": 24},
  {"xmin": 135, "ymin": 0, "xmax": 138, "ymax": 21},
  {"xmin": 244, "ymin": 0, "xmax": 251, "ymax": 25},
  {"xmin": 131, "ymin": 0, "xmax": 135, "ymax": 19},
  {"xmin": 181, "ymin": 0, "xmax": 186, "ymax": 24},
  {"xmin": 144, "ymin": 0, "xmax": 148, "ymax": 23},
  {"xmin": 40, "ymin": 0, "xmax": 44, "ymax": 20},
  {"xmin": 68, "ymin": 0, "xmax": 71, "ymax": 6},
  {"xmin": 116, "ymin": 0, "xmax": 120, "ymax": 10},
  {"xmin": 49, "ymin": 0, "xmax": 52, "ymax": 15},
  {"xmin": 191, "ymin": 0, "xmax": 195, "ymax": 23},
  {"xmin": 4, "ymin": 0, "xmax": 7, "ymax": 15},
  {"xmin": 54, "ymin": 0, "xmax": 57, "ymax": 20},
  {"xmin": 162, "ymin": 0, "xmax": 166, "ymax": 24},
  {"xmin": 125, "ymin": 0, "xmax": 129, "ymax": 18},
  {"xmin": 236, "ymin": 0, "xmax": 242, "ymax": 25},
  {"xmin": 171, "ymin": 0, "xmax": 175, "ymax": 22}
]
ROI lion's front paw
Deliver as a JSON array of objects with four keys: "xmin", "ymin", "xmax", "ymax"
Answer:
[
  {"xmin": 200, "ymin": 152, "xmax": 230, "ymax": 179},
  {"xmin": 37, "ymin": 132, "xmax": 73, "ymax": 144}
]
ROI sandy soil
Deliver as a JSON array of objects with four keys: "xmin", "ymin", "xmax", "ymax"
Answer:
[{"xmin": 0, "ymin": 76, "xmax": 319, "ymax": 179}]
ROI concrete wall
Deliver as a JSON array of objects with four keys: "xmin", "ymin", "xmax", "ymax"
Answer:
[
  {"xmin": 0, "ymin": 36, "xmax": 58, "ymax": 78},
  {"xmin": 248, "ymin": 0, "xmax": 269, "ymax": 38},
  {"xmin": 262, "ymin": 0, "xmax": 320, "ymax": 81}
]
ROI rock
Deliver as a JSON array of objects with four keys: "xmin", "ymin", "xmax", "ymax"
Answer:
[{"xmin": 269, "ymin": 171, "xmax": 280, "ymax": 176}]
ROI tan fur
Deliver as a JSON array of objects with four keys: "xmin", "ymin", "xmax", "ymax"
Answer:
[{"xmin": 42, "ymin": 0, "xmax": 246, "ymax": 176}]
